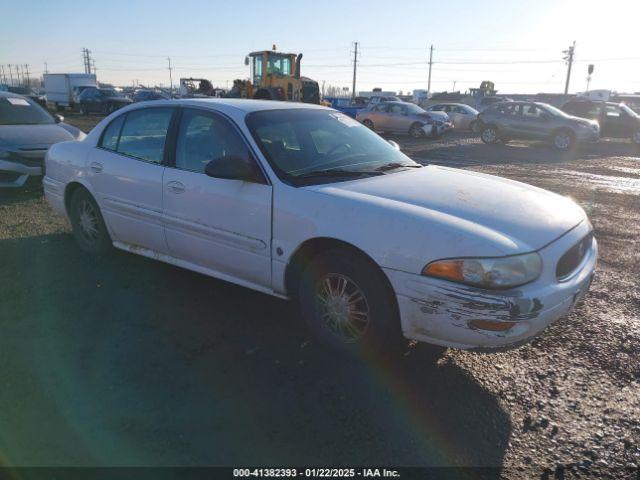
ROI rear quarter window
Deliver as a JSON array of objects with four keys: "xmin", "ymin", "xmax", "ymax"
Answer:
[{"xmin": 100, "ymin": 115, "xmax": 125, "ymax": 151}]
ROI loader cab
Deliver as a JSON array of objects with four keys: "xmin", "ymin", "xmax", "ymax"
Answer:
[{"xmin": 247, "ymin": 50, "xmax": 299, "ymax": 88}]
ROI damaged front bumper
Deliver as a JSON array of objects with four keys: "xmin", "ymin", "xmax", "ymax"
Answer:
[{"xmin": 385, "ymin": 221, "xmax": 598, "ymax": 350}]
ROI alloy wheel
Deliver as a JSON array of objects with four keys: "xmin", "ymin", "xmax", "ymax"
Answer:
[
  {"xmin": 315, "ymin": 273, "xmax": 370, "ymax": 343},
  {"xmin": 77, "ymin": 199, "xmax": 100, "ymax": 243},
  {"xmin": 554, "ymin": 133, "xmax": 571, "ymax": 150},
  {"xmin": 482, "ymin": 127, "xmax": 497, "ymax": 143}
]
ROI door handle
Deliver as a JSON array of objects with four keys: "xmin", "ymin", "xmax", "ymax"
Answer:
[
  {"xmin": 90, "ymin": 162, "xmax": 103, "ymax": 173},
  {"xmin": 166, "ymin": 181, "xmax": 185, "ymax": 194}
]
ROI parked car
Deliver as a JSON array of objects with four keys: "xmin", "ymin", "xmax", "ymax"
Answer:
[
  {"xmin": 4, "ymin": 86, "xmax": 46, "ymax": 107},
  {"xmin": 357, "ymin": 101, "xmax": 452, "ymax": 138},
  {"xmin": 77, "ymin": 87, "xmax": 132, "ymax": 114},
  {"xmin": 561, "ymin": 100, "xmax": 640, "ymax": 146},
  {"xmin": 44, "ymin": 99, "xmax": 597, "ymax": 352},
  {"xmin": 0, "ymin": 92, "xmax": 85, "ymax": 187},
  {"xmin": 476, "ymin": 96, "xmax": 512, "ymax": 111},
  {"xmin": 132, "ymin": 89, "xmax": 171, "ymax": 103},
  {"xmin": 426, "ymin": 103, "xmax": 480, "ymax": 131},
  {"xmin": 478, "ymin": 101, "xmax": 600, "ymax": 150},
  {"xmin": 324, "ymin": 97, "xmax": 368, "ymax": 119}
]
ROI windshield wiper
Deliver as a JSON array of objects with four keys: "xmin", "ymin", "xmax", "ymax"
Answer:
[
  {"xmin": 374, "ymin": 162, "xmax": 422, "ymax": 172},
  {"xmin": 295, "ymin": 168, "xmax": 385, "ymax": 179}
]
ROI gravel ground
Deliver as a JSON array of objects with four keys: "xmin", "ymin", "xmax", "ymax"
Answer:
[{"xmin": 0, "ymin": 114, "xmax": 638, "ymax": 478}]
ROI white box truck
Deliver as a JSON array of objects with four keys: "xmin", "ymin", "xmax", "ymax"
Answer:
[{"xmin": 43, "ymin": 73, "xmax": 97, "ymax": 110}]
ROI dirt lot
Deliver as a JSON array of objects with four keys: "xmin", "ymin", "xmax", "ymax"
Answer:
[{"xmin": 0, "ymin": 113, "xmax": 639, "ymax": 478}]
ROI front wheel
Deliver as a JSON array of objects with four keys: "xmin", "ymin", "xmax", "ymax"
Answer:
[
  {"xmin": 69, "ymin": 189, "xmax": 112, "ymax": 255},
  {"xmin": 409, "ymin": 123, "xmax": 425, "ymax": 138},
  {"xmin": 553, "ymin": 129, "xmax": 575, "ymax": 150},
  {"xmin": 298, "ymin": 247, "xmax": 403, "ymax": 353},
  {"xmin": 480, "ymin": 125, "xmax": 499, "ymax": 144}
]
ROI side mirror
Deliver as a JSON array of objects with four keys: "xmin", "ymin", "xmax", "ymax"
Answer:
[
  {"xmin": 244, "ymin": 56, "xmax": 250, "ymax": 66},
  {"xmin": 387, "ymin": 140, "xmax": 400, "ymax": 150},
  {"xmin": 205, "ymin": 155, "xmax": 263, "ymax": 183},
  {"xmin": 54, "ymin": 114, "xmax": 64, "ymax": 123}
]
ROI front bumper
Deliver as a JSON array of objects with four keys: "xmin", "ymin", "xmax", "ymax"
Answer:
[
  {"xmin": 576, "ymin": 127, "xmax": 600, "ymax": 142},
  {"xmin": 385, "ymin": 221, "xmax": 597, "ymax": 349},
  {"xmin": 422, "ymin": 122, "xmax": 453, "ymax": 137},
  {"xmin": 0, "ymin": 158, "xmax": 43, "ymax": 188}
]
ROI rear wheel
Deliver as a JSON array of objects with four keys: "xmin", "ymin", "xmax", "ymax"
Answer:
[
  {"xmin": 481, "ymin": 125, "xmax": 499, "ymax": 144},
  {"xmin": 409, "ymin": 123, "xmax": 425, "ymax": 138},
  {"xmin": 362, "ymin": 119, "xmax": 374, "ymax": 130},
  {"xmin": 69, "ymin": 189, "xmax": 112, "ymax": 255},
  {"xmin": 298, "ymin": 247, "xmax": 403, "ymax": 353},
  {"xmin": 553, "ymin": 129, "xmax": 575, "ymax": 150}
]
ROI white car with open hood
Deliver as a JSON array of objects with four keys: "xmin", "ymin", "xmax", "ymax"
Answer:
[{"xmin": 43, "ymin": 99, "xmax": 597, "ymax": 351}]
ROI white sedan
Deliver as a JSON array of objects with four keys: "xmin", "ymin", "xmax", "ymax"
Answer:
[{"xmin": 44, "ymin": 99, "xmax": 597, "ymax": 351}]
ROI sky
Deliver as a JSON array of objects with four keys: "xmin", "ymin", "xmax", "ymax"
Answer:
[{"xmin": 2, "ymin": 0, "xmax": 640, "ymax": 95}]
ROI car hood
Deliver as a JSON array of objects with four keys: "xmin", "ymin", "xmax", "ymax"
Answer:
[
  {"xmin": 0, "ymin": 124, "xmax": 76, "ymax": 149},
  {"xmin": 310, "ymin": 165, "xmax": 585, "ymax": 253}
]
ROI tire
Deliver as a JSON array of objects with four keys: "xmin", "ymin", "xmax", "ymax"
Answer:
[
  {"xmin": 298, "ymin": 247, "xmax": 403, "ymax": 354},
  {"xmin": 552, "ymin": 129, "xmax": 575, "ymax": 150},
  {"xmin": 470, "ymin": 120, "xmax": 481, "ymax": 133},
  {"xmin": 481, "ymin": 125, "xmax": 499, "ymax": 144},
  {"xmin": 362, "ymin": 119, "xmax": 374, "ymax": 130},
  {"xmin": 409, "ymin": 123, "xmax": 425, "ymax": 138},
  {"xmin": 69, "ymin": 188, "xmax": 112, "ymax": 255}
]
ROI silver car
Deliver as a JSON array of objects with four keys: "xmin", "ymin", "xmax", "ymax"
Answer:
[
  {"xmin": 0, "ymin": 92, "xmax": 86, "ymax": 187},
  {"xmin": 356, "ymin": 101, "xmax": 452, "ymax": 138},
  {"xmin": 478, "ymin": 101, "xmax": 600, "ymax": 150},
  {"xmin": 426, "ymin": 103, "xmax": 480, "ymax": 131}
]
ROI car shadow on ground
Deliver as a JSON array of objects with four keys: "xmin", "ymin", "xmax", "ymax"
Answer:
[{"xmin": 0, "ymin": 233, "xmax": 511, "ymax": 470}]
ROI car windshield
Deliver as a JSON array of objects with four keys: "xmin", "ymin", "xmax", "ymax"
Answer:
[
  {"xmin": 404, "ymin": 103, "xmax": 426, "ymax": 115},
  {"xmin": 0, "ymin": 96, "xmax": 54, "ymax": 125},
  {"xmin": 100, "ymin": 89, "xmax": 118, "ymax": 97},
  {"xmin": 539, "ymin": 103, "xmax": 571, "ymax": 118},
  {"xmin": 246, "ymin": 109, "xmax": 419, "ymax": 184},
  {"xmin": 620, "ymin": 103, "xmax": 639, "ymax": 118}
]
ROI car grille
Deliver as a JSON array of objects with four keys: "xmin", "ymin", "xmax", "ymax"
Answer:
[{"xmin": 556, "ymin": 233, "xmax": 593, "ymax": 280}]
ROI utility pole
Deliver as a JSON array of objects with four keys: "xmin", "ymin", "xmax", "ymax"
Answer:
[
  {"xmin": 563, "ymin": 41, "xmax": 575, "ymax": 95},
  {"xmin": 167, "ymin": 57, "xmax": 173, "ymax": 96},
  {"xmin": 427, "ymin": 44, "xmax": 434, "ymax": 95},
  {"xmin": 351, "ymin": 42, "xmax": 358, "ymax": 101},
  {"xmin": 8, "ymin": 64, "xmax": 13, "ymax": 85},
  {"xmin": 15, "ymin": 65, "xmax": 20, "ymax": 85},
  {"xmin": 0, "ymin": 66, "xmax": 5, "ymax": 84},
  {"xmin": 24, "ymin": 64, "xmax": 30, "ymax": 86}
]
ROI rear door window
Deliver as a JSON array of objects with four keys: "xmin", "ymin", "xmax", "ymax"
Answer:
[{"xmin": 117, "ymin": 108, "xmax": 175, "ymax": 163}]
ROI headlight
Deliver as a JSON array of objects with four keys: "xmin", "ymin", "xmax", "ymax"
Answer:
[{"xmin": 422, "ymin": 252, "xmax": 542, "ymax": 289}]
